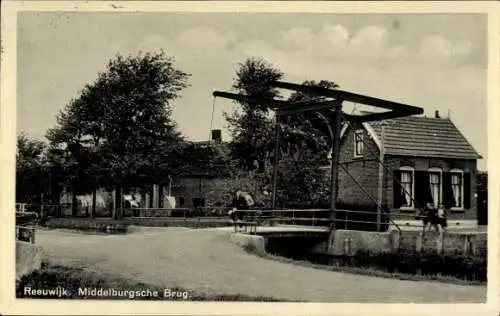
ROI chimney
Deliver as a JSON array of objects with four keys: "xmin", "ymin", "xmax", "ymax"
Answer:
[
  {"xmin": 435, "ymin": 110, "xmax": 440, "ymax": 118},
  {"xmin": 211, "ymin": 129, "xmax": 222, "ymax": 144}
]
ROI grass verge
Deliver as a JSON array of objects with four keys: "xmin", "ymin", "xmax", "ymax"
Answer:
[
  {"xmin": 16, "ymin": 264, "xmax": 287, "ymax": 301},
  {"xmin": 242, "ymin": 247, "xmax": 486, "ymax": 286}
]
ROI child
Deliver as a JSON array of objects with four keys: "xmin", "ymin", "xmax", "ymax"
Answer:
[
  {"xmin": 421, "ymin": 202, "xmax": 436, "ymax": 233},
  {"xmin": 436, "ymin": 204, "xmax": 448, "ymax": 233}
]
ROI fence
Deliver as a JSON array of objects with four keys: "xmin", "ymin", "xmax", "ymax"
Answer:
[
  {"xmin": 17, "ymin": 202, "xmax": 445, "ymax": 234},
  {"xmin": 16, "ymin": 205, "xmax": 38, "ymax": 244},
  {"xmin": 16, "ymin": 226, "xmax": 36, "ymax": 244}
]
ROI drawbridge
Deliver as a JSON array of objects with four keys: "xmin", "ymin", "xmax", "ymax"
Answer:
[{"xmin": 212, "ymin": 80, "xmax": 424, "ymax": 248}]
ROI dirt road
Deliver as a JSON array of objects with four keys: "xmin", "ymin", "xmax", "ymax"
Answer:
[{"xmin": 35, "ymin": 227, "xmax": 485, "ymax": 303}]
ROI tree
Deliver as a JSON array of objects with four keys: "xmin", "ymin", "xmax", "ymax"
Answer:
[
  {"xmin": 16, "ymin": 134, "xmax": 48, "ymax": 205},
  {"xmin": 46, "ymin": 51, "xmax": 191, "ymax": 219},
  {"xmin": 226, "ymin": 61, "xmax": 340, "ymax": 207},
  {"xmin": 225, "ymin": 57, "xmax": 284, "ymax": 173}
]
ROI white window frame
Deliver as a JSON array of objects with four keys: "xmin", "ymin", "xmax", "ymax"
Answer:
[
  {"xmin": 399, "ymin": 166, "xmax": 415, "ymax": 210},
  {"xmin": 428, "ymin": 167, "xmax": 443, "ymax": 208},
  {"xmin": 354, "ymin": 129, "xmax": 364, "ymax": 158},
  {"xmin": 450, "ymin": 168, "xmax": 464, "ymax": 211}
]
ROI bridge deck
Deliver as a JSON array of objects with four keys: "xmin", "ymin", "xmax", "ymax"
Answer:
[
  {"xmin": 231, "ymin": 224, "xmax": 330, "ymax": 237},
  {"xmin": 256, "ymin": 225, "xmax": 329, "ymax": 233}
]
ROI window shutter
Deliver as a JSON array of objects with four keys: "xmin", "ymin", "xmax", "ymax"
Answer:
[
  {"xmin": 442, "ymin": 172, "xmax": 454, "ymax": 209},
  {"xmin": 414, "ymin": 171, "xmax": 430, "ymax": 209},
  {"xmin": 392, "ymin": 170, "xmax": 402, "ymax": 208},
  {"xmin": 464, "ymin": 173, "xmax": 471, "ymax": 209}
]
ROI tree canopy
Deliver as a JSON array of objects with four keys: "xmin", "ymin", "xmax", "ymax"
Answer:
[
  {"xmin": 224, "ymin": 57, "xmax": 284, "ymax": 172},
  {"xmin": 46, "ymin": 51, "xmax": 191, "ymax": 191},
  {"xmin": 225, "ymin": 57, "xmax": 339, "ymax": 207},
  {"xmin": 16, "ymin": 133, "xmax": 48, "ymax": 204}
]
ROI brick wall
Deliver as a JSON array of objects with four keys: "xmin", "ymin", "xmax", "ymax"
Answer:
[
  {"xmin": 330, "ymin": 124, "xmax": 478, "ymax": 221},
  {"xmin": 384, "ymin": 156, "xmax": 477, "ymax": 219},
  {"xmin": 337, "ymin": 122, "xmax": 380, "ymax": 207}
]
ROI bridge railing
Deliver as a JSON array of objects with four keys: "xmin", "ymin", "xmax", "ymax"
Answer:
[
  {"xmin": 16, "ymin": 201, "xmax": 431, "ymax": 233},
  {"xmin": 232, "ymin": 208, "xmax": 430, "ymax": 233}
]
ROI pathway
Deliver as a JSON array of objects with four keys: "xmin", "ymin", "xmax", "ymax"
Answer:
[{"xmin": 35, "ymin": 227, "xmax": 485, "ymax": 303}]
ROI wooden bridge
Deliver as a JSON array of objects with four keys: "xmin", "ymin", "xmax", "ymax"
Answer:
[{"xmin": 246, "ymin": 225, "xmax": 329, "ymax": 238}]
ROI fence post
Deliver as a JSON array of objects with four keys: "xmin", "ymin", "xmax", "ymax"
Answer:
[
  {"xmin": 390, "ymin": 229, "xmax": 400, "ymax": 252},
  {"xmin": 469, "ymin": 237, "xmax": 477, "ymax": 256},
  {"xmin": 415, "ymin": 232, "xmax": 423, "ymax": 253},
  {"xmin": 436, "ymin": 232, "xmax": 443, "ymax": 254},
  {"xmin": 30, "ymin": 227, "xmax": 36, "ymax": 244},
  {"xmin": 463, "ymin": 235, "xmax": 470, "ymax": 255},
  {"xmin": 343, "ymin": 238, "xmax": 350, "ymax": 255}
]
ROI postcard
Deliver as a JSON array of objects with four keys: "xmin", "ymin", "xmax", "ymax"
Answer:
[{"xmin": 1, "ymin": 1, "xmax": 499, "ymax": 315}]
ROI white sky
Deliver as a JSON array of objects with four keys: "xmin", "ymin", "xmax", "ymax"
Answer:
[{"xmin": 17, "ymin": 12, "xmax": 487, "ymax": 169}]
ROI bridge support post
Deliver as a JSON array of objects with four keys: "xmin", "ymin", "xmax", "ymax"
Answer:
[
  {"xmin": 271, "ymin": 117, "xmax": 281, "ymax": 210},
  {"xmin": 326, "ymin": 101, "xmax": 343, "ymax": 252}
]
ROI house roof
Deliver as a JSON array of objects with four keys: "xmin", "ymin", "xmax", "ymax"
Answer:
[
  {"xmin": 176, "ymin": 141, "xmax": 231, "ymax": 178},
  {"xmin": 365, "ymin": 116, "xmax": 481, "ymax": 160}
]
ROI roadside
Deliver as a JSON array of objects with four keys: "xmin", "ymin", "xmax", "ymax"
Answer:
[{"xmin": 33, "ymin": 227, "xmax": 486, "ymax": 303}]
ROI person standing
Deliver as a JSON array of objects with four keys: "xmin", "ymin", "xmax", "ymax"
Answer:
[
  {"xmin": 228, "ymin": 189, "xmax": 254, "ymax": 224},
  {"xmin": 436, "ymin": 204, "xmax": 448, "ymax": 233},
  {"xmin": 421, "ymin": 202, "xmax": 437, "ymax": 233}
]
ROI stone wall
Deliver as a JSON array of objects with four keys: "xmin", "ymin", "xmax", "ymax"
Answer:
[
  {"xmin": 16, "ymin": 241, "xmax": 43, "ymax": 281},
  {"xmin": 316, "ymin": 229, "xmax": 487, "ymax": 257},
  {"xmin": 230, "ymin": 233, "xmax": 267, "ymax": 256}
]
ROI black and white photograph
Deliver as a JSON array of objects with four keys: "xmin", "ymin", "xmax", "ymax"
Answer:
[{"xmin": 1, "ymin": 1, "xmax": 499, "ymax": 315}]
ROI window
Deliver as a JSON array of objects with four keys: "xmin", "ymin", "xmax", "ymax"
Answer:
[
  {"xmin": 399, "ymin": 167, "xmax": 414, "ymax": 208},
  {"xmin": 354, "ymin": 130, "xmax": 364, "ymax": 157},
  {"xmin": 450, "ymin": 169, "xmax": 464, "ymax": 209},
  {"xmin": 428, "ymin": 168, "xmax": 443, "ymax": 207}
]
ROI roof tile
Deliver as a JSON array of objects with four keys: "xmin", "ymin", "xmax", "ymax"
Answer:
[{"xmin": 368, "ymin": 116, "xmax": 481, "ymax": 160}]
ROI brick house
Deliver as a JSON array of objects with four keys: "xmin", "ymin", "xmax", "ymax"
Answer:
[
  {"xmin": 333, "ymin": 112, "xmax": 481, "ymax": 220},
  {"xmin": 146, "ymin": 130, "xmax": 232, "ymax": 209}
]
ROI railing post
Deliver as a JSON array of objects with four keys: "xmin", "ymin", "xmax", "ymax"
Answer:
[
  {"xmin": 436, "ymin": 232, "xmax": 443, "ymax": 254},
  {"xmin": 416, "ymin": 231, "xmax": 423, "ymax": 253},
  {"xmin": 30, "ymin": 227, "xmax": 36, "ymax": 244}
]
